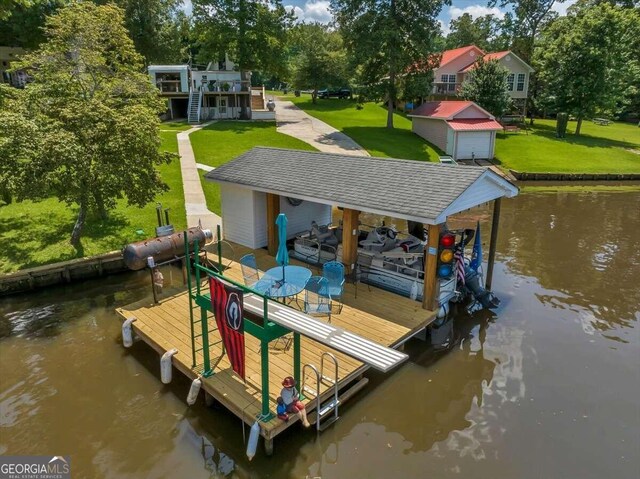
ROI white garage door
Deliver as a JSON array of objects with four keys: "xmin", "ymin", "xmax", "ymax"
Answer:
[{"xmin": 456, "ymin": 132, "xmax": 492, "ymax": 160}]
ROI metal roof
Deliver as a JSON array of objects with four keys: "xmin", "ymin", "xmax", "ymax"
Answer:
[
  {"xmin": 408, "ymin": 101, "xmax": 494, "ymax": 120},
  {"xmin": 447, "ymin": 119, "xmax": 503, "ymax": 131},
  {"xmin": 205, "ymin": 147, "xmax": 518, "ymax": 225},
  {"xmin": 243, "ymin": 294, "xmax": 408, "ymax": 372}
]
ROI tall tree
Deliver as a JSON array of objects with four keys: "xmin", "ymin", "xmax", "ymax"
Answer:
[
  {"xmin": 95, "ymin": 0, "xmax": 187, "ymax": 65},
  {"xmin": 0, "ymin": 0, "xmax": 68, "ymax": 48},
  {"xmin": 488, "ymin": 0, "xmax": 564, "ymax": 63},
  {"xmin": 291, "ymin": 23, "xmax": 348, "ymax": 103},
  {"xmin": 192, "ymin": 0, "xmax": 294, "ymax": 77},
  {"xmin": 445, "ymin": 13, "xmax": 504, "ymax": 51},
  {"xmin": 459, "ymin": 58, "xmax": 512, "ymax": 117},
  {"xmin": 1, "ymin": 2, "xmax": 173, "ymax": 247},
  {"xmin": 534, "ymin": 1, "xmax": 639, "ymax": 134},
  {"xmin": 331, "ymin": 0, "xmax": 448, "ymax": 129}
]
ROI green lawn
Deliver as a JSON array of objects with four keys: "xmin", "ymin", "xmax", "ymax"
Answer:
[
  {"xmin": 282, "ymin": 93, "xmax": 640, "ymax": 174},
  {"xmin": 159, "ymin": 120, "xmax": 192, "ymax": 131},
  {"xmin": 190, "ymin": 121, "xmax": 317, "ymax": 214},
  {"xmin": 494, "ymin": 119, "xmax": 640, "ymax": 173},
  {"xmin": 0, "ymin": 130, "xmax": 185, "ymax": 274},
  {"xmin": 286, "ymin": 95, "xmax": 442, "ymax": 161}
]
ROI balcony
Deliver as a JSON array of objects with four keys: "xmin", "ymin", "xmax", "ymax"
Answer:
[
  {"xmin": 156, "ymin": 80, "xmax": 184, "ymax": 94},
  {"xmin": 432, "ymin": 82, "xmax": 462, "ymax": 95},
  {"xmin": 198, "ymin": 80, "xmax": 251, "ymax": 94}
]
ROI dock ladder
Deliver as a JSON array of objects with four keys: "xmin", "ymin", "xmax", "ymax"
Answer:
[{"xmin": 301, "ymin": 353, "xmax": 340, "ymax": 432}]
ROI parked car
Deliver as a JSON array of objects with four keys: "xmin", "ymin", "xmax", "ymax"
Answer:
[{"xmin": 317, "ymin": 88, "xmax": 352, "ymax": 99}]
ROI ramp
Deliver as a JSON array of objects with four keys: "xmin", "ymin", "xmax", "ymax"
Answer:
[{"xmin": 243, "ymin": 294, "xmax": 408, "ymax": 372}]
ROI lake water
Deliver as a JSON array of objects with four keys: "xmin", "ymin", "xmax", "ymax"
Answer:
[{"xmin": 1, "ymin": 189, "xmax": 639, "ymax": 478}]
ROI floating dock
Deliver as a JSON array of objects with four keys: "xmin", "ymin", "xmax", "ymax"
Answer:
[{"xmin": 116, "ymin": 243, "xmax": 436, "ymax": 454}]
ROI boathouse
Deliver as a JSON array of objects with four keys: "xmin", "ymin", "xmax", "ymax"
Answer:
[{"xmin": 116, "ymin": 147, "xmax": 517, "ymax": 457}]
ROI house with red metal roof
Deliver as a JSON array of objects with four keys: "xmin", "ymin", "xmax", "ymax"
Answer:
[
  {"xmin": 431, "ymin": 45, "xmax": 534, "ymax": 114},
  {"xmin": 408, "ymin": 100, "xmax": 503, "ymax": 161}
]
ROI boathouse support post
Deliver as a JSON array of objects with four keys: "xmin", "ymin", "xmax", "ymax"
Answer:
[
  {"xmin": 341, "ymin": 208, "xmax": 360, "ymax": 273},
  {"xmin": 266, "ymin": 193, "xmax": 280, "ymax": 256},
  {"xmin": 423, "ymin": 223, "xmax": 442, "ymax": 311},
  {"xmin": 485, "ymin": 198, "xmax": 501, "ymax": 291},
  {"xmin": 264, "ymin": 437, "xmax": 274, "ymax": 456}
]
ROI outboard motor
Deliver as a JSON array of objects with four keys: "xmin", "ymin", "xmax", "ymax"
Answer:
[{"xmin": 464, "ymin": 268, "xmax": 501, "ymax": 312}]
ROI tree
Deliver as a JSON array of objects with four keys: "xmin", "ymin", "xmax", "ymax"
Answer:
[
  {"xmin": 192, "ymin": 0, "xmax": 294, "ymax": 77},
  {"xmin": 459, "ymin": 58, "xmax": 512, "ymax": 117},
  {"xmin": 1, "ymin": 2, "xmax": 173, "ymax": 247},
  {"xmin": 0, "ymin": 0, "xmax": 68, "ymax": 49},
  {"xmin": 534, "ymin": 2, "xmax": 638, "ymax": 134},
  {"xmin": 489, "ymin": 0, "xmax": 564, "ymax": 63},
  {"xmin": 331, "ymin": 0, "xmax": 447, "ymax": 129},
  {"xmin": 445, "ymin": 13, "xmax": 504, "ymax": 51},
  {"xmin": 95, "ymin": 0, "xmax": 187, "ymax": 65},
  {"xmin": 290, "ymin": 23, "xmax": 348, "ymax": 103}
]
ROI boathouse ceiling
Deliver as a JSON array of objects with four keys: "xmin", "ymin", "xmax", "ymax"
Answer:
[{"xmin": 205, "ymin": 147, "xmax": 518, "ymax": 225}]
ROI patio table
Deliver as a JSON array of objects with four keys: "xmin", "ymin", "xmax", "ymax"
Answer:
[{"xmin": 252, "ymin": 265, "xmax": 312, "ymax": 300}]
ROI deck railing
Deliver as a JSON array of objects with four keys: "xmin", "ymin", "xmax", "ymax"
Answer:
[{"xmin": 184, "ymin": 225, "xmax": 295, "ymax": 421}]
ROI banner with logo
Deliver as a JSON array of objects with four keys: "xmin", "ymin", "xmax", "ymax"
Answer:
[{"xmin": 209, "ymin": 276, "xmax": 245, "ymax": 380}]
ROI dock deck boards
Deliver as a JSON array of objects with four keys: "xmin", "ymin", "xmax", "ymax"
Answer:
[{"xmin": 116, "ymin": 243, "xmax": 436, "ymax": 440}]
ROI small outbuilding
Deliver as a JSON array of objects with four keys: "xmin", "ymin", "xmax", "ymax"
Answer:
[{"xmin": 408, "ymin": 101, "xmax": 503, "ymax": 161}]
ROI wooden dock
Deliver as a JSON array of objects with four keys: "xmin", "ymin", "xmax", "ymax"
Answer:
[{"xmin": 116, "ymin": 243, "xmax": 436, "ymax": 452}]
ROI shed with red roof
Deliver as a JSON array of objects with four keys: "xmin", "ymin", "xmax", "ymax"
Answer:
[{"xmin": 408, "ymin": 101, "xmax": 502, "ymax": 161}]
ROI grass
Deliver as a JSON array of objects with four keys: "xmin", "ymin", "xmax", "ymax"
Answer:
[
  {"xmin": 285, "ymin": 94, "xmax": 442, "ymax": 161},
  {"xmin": 280, "ymin": 92, "xmax": 640, "ymax": 174},
  {"xmin": 190, "ymin": 121, "xmax": 317, "ymax": 214},
  {"xmin": 159, "ymin": 120, "xmax": 192, "ymax": 131},
  {"xmin": 0, "ymin": 129, "xmax": 185, "ymax": 274},
  {"xmin": 494, "ymin": 119, "xmax": 640, "ymax": 174},
  {"xmin": 520, "ymin": 183, "xmax": 640, "ymax": 193}
]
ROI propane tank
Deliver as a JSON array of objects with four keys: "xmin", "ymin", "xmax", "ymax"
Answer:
[
  {"xmin": 160, "ymin": 348, "xmax": 178, "ymax": 384},
  {"xmin": 122, "ymin": 227, "xmax": 213, "ymax": 271},
  {"xmin": 186, "ymin": 376, "xmax": 202, "ymax": 405},
  {"xmin": 246, "ymin": 421, "xmax": 261, "ymax": 461},
  {"xmin": 122, "ymin": 317, "xmax": 137, "ymax": 347}
]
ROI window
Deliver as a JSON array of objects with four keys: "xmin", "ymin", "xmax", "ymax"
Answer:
[
  {"xmin": 441, "ymin": 74, "xmax": 448, "ymax": 83},
  {"xmin": 517, "ymin": 73, "xmax": 526, "ymax": 92},
  {"xmin": 507, "ymin": 73, "xmax": 514, "ymax": 92}
]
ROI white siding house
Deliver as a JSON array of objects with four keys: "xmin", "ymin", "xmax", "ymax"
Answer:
[{"xmin": 409, "ymin": 101, "xmax": 503, "ymax": 161}]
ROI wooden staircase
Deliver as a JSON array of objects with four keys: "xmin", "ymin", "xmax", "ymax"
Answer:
[{"xmin": 188, "ymin": 89, "xmax": 202, "ymax": 124}]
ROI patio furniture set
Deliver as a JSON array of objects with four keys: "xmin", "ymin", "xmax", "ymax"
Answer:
[{"xmin": 239, "ymin": 253, "xmax": 345, "ymax": 323}]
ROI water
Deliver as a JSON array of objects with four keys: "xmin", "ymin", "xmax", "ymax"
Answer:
[{"xmin": 1, "ymin": 190, "xmax": 639, "ymax": 478}]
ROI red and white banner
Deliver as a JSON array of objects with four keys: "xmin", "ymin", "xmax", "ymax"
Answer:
[{"xmin": 209, "ymin": 276, "xmax": 245, "ymax": 380}]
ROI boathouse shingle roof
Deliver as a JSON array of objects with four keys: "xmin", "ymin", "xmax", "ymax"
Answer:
[{"xmin": 205, "ymin": 147, "xmax": 518, "ymax": 224}]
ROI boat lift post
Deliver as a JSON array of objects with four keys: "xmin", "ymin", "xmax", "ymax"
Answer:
[{"xmin": 485, "ymin": 198, "xmax": 501, "ymax": 291}]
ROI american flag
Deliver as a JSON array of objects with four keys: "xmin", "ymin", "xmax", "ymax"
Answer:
[{"xmin": 454, "ymin": 246, "xmax": 466, "ymax": 286}]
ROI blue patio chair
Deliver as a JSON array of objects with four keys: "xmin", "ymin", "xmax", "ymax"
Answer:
[
  {"xmin": 304, "ymin": 276, "xmax": 332, "ymax": 322},
  {"xmin": 323, "ymin": 261, "xmax": 345, "ymax": 313},
  {"xmin": 239, "ymin": 253, "xmax": 260, "ymax": 287}
]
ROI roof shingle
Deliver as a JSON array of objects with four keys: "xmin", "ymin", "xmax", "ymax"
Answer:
[{"xmin": 205, "ymin": 147, "xmax": 515, "ymax": 224}]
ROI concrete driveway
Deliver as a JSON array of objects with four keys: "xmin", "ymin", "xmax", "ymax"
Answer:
[{"xmin": 274, "ymin": 99, "xmax": 370, "ymax": 156}]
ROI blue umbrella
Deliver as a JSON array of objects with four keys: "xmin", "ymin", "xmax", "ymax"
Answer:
[{"xmin": 275, "ymin": 213, "xmax": 289, "ymax": 281}]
